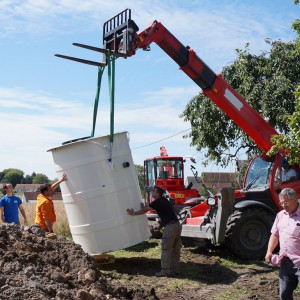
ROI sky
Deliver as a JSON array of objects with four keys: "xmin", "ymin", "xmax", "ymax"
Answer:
[{"xmin": 0, "ymin": 0, "xmax": 299, "ymax": 180}]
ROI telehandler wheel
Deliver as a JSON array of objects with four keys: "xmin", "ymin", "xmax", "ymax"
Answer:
[{"xmin": 225, "ymin": 208, "xmax": 274, "ymax": 259}]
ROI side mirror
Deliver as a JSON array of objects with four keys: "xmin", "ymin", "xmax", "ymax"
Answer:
[{"xmin": 190, "ymin": 158, "xmax": 196, "ymax": 164}]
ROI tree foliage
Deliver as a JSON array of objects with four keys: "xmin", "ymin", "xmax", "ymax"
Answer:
[
  {"xmin": 1, "ymin": 169, "xmax": 24, "ymax": 187},
  {"xmin": 0, "ymin": 169, "xmax": 53, "ymax": 187},
  {"xmin": 135, "ymin": 164, "xmax": 145, "ymax": 198},
  {"xmin": 268, "ymin": 15, "xmax": 300, "ymax": 163},
  {"xmin": 268, "ymin": 95, "xmax": 300, "ymax": 164},
  {"xmin": 32, "ymin": 173, "xmax": 50, "ymax": 184},
  {"xmin": 22, "ymin": 175, "xmax": 33, "ymax": 184},
  {"xmin": 181, "ymin": 38, "xmax": 300, "ymax": 167}
]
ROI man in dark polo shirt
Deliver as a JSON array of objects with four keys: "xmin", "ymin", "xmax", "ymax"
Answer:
[{"xmin": 127, "ymin": 186, "xmax": 181, "ymax": 277}]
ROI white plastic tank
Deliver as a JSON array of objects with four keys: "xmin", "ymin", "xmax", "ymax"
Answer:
[{"xmin": 48, "ymin": 131, "xmax": 151, "ymax": 255}]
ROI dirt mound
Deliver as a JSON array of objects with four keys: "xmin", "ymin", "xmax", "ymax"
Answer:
[{"xmin": 0, "ymin": 224, "xmax": 156, "ymax": 300}]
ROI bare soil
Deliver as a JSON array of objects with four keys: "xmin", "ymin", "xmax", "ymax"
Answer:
[
  {"xmin": 100, "ymin": 244, "xmax": 283, "ymax": 300},
  {"xmin": 0, "ymin": 224, "xmax": 299, "ymax": 300}
]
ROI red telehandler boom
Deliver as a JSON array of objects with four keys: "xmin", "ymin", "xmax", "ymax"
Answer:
[{"xmin": 56, "ymin": 9, "xmax": 300, "ymax": 258}]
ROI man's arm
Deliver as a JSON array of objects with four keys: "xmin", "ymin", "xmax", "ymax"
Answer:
[
  {"xmin": 127, "ymin": 206, "xmax": 152, "ymax": 216},
  {"xmin": 265, "ymin": 234, "xmax": 279, "ymax": 263},
  {"xmin": 51, "ymin": 173, "xmax": 67, "ymax": 191},
  {"xmin": 18, "ymin": 204, "xmax": 28, "ymax": 226},
  {"xmin": 44, "ymin": 220, "xmax": 54, "ymax": 233},
  {"xmin": 0, "ymin": 206, "xmax": 4, "ymax": 223}
]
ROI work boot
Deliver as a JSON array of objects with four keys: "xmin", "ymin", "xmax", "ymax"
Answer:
[{"xmin": 155, "ymin": 270, "xmax": 170, "ymax": 277}]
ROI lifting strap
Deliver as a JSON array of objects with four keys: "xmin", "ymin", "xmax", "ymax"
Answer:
[
  {"xmin": 107, "ymin": 51, "xmax": 116, "ymax": 145},
  {"xmin": 91, "ymin": 65, "xmax": 105, "ymax": 137},
  {"xmin": 91, "ymin": 52, "xmax": 116, "ymax": 146}
]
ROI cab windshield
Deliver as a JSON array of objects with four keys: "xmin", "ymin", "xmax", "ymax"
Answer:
[
  {"xmin": 145, "ymin": 158, "xmax": 183, "ymax": 185},
  {"xmin": 244, "ymin": 156, "xmax": 274, "ymax": 189}
]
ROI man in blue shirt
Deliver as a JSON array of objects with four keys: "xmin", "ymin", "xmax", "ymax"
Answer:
[{"xmin": 0, "ymin": 183, "xmax": 28, "ymax": 225}]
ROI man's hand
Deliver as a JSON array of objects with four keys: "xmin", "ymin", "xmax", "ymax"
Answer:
[
  {"xmin": 61, "ymin": 173, "xmax": 67, "ymax": 182},
  {"xmin": 0, "ymin": 207, "xmax": 5, "ymax": 223},
  {"xmin": 127, "ymin": 208, "xmax": 135, "ymax": 216},
  {"xmin": 45, "ymin": 220, "xmax": 54, "ymax": 233},
  {"xmin": 265, "ymin": 252, "xmax": 272, "ymax": 264}
]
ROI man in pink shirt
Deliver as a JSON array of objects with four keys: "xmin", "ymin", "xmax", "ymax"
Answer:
[{"xmin": 265, "ymin": 188, "xmax": 300, "ymax": 300}]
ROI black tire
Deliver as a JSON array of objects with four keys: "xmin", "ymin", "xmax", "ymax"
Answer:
[
  {"xmin": 181, "ymin": 237, "xmax": 197, "ymax": 247},
  {"xmin": 181, "ymin": 237, "xmax": 210, "ymax": 248},
  {"xmin": 225, "ymin": 208, "xmax": 274, "ymax": 259}
]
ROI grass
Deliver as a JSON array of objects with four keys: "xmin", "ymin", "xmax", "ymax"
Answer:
[
  {"xmin": 109, "ymin": 239, "xmax": 162, "ymax": 259},
  {"xmin": 217, "ymin": 256, "xmax": 265, "ymax": 271},
  {"xmin": 213, "ymin": 290, "xmax": 248, "ymax": 300},
  {"xmin": 102, "ymin": 240, "xmax": 198, "ymax": 295}
]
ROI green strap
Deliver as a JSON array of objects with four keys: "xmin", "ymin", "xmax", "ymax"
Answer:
[
  {"xmin": 91, "ymin": 66, "xmax": 105, "ymax": 137},
  {"xmin": 90, "ymin": 52, "xmax": 116, "ymax": 149},
  {"xmin": 107, "ymin": 52, "xmax": 116, "ymax": 144}
]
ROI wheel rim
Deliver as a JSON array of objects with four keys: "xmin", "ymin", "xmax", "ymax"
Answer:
[{"xmin": 239, "ymin": 220, "xmax": 268, "ymax": 250}]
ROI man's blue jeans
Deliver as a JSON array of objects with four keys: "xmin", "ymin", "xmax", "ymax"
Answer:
[{"xmin": 279, "ymin": 257, "xmax": 300, "ymax": 300}]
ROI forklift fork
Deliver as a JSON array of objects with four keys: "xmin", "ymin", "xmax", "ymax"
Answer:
[{"xmin": 55, "ymin": 8, "xmax": 139, "ymax": 67}]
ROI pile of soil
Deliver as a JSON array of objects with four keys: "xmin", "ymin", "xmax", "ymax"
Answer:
[{"xmin": 0, "ymin": 223, "xmax": 156, "ymax": 300}]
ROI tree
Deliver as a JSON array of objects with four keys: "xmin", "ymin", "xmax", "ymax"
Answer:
[
  {"xmin": 268, "ymin": 95, "xmax": 300, "ymax": 164},
  {"xmin": 135, "ymin": 164, "xmax": 145, "ymax": 198},
  {"xmin": 181, "ymin": 38, "xmax": 300, "ymax": 167},
  {"xmin": 268, "ymin": 16, "xmax": 300, "ymax": 163},
  {"xmin": 32, "ymin": 173, "xmax": 50, "ymax": 184},
  {"xmin": 1, "ymin": 168, "xmax": 24, "ymax": 187},
  {"xmin": 22, "ymin": 174, "xmax": 33, "ymax": 184}
]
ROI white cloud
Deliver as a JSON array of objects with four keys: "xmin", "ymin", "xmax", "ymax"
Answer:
[{"xmin": 0, "ymin": 84, "xmax": 195, "ymax": 177}]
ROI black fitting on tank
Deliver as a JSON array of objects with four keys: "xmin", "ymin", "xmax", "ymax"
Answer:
[{"xmin": 123, "ymin": 162, "xmax": 130, "ymax": 168}]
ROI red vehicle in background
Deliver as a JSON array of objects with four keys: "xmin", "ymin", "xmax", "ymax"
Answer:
[
  {"xmin": 144, "ymin": 146, "xmax": 201, "ymax": 236},
  {"xmin": 144, "ymin": 146, "xmax": 200, "ymax": 206}
]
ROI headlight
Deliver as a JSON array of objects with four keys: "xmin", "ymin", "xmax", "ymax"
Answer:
[{"xmin": 207, "ymin": 197, "xmax": 217, "ymax": 206}]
